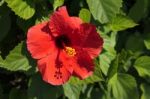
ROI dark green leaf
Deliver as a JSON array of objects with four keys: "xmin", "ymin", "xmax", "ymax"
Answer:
[
  {"xmin": 128, "ymin": 0, "xmax": 149, "ymax": 22},
  {"xmin": 28, "ymin": 73, "xmax": 63, "ymax": 99},
  {"xmin": 125, "ymin": 34, "xmax": 145, "ymax": 52},
  {"xmin": 9, "ymin": 88, "xmax": 27, "ymax": 99},
  {"xmin": 0, "ymin": 4, "xmax": 11, "ymax": 42},
  {"xmin": 140, "ymin": 83, "xmax": 150, "ymax": 99}
]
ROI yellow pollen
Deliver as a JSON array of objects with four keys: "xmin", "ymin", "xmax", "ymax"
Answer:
[{"xmin": 65, "ymin": 47, "xmax": 76, "ymax": 56}]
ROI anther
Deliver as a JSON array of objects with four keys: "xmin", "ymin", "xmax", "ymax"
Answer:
[{"xmin": 65, "ymin": 47, "xmax": 76, "ymax": 56}]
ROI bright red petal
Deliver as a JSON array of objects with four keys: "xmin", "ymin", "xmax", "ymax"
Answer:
[
  {"xmin": 37, "ymin": 50, "xmax": 73, "ymax": 85},
  {"xmin": 79, "ymin": 23, "xmax": 103, "ymax": 59},
  {"xmin": 27, "ymin": 22, "xmax": 56, "ymax": 59},
  {"xmin": 72, "ymin": 48, "xmax": 94, "ymax": 79},
  {"xmin": 49, "ymin": 6, "xmax": 83, "ymax": 37}
]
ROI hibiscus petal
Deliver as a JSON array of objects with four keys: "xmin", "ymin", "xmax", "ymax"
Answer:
[
  {"xmin": 37, "ymin": 50, "xmax": 73, "ymax": 85},
  {"xmin": 73, "ymin": 48, "xmax": 94, "ymax": 79},
  {"xmin": 80, "ymin": 23, "xmax": 103, "ymax": 59},
  {"xmin": 27, "ymin": 22, "xmax": 56, "ymax": 59},
  {"xmin": 49, "ymin": 6, "xmax": 83, "ymax": 37},
  {"xmin": 49, "ymin": 6, "xmax": 70, "ymax": 36}
]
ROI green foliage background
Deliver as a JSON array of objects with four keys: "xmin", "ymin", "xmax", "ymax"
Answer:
[{"xmin": 0, "ymin": 0, "xmax": 150, "ymax": 99}]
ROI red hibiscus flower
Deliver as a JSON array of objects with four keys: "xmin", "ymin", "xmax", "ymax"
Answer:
[{"xmin": 27, "ymin": 6, "xmax": 103, "ymax": 85}]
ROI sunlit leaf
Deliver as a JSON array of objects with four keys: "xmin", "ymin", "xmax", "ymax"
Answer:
[
  {"xmin": 63, "ymin": 83, "xmax": 82, "ymax": 99},
  {"xmin": 99, "ymin": 32, "xmax": 116, "ymax": 75},
  {"xmin": 0, "ymin": 43, "xmax": 31, "ymax": 71},
  {"xmin": 87, "ymin": 0, "xmax": 122, "ymax": 23},
  {"xmin": 108, "ymin": 73, "xmax": 139, "ymax": 99},
  {"xmin": 5, "ymin": 0, "xmax": 35, "ymax": 19},
  {"xmin": 108, "ymin": 15, "xmax": 138, "ymax": 31},
  {"xmin": 79, "ymin": 8, "xmax": 91, "ymax": 23},
  {"xmin": 53, "ymin": 0, "xmax": 64, "ymax": 10},
  {"xmin": 134, "ymin": 56, "xmax": 150, "ymax": 79}
]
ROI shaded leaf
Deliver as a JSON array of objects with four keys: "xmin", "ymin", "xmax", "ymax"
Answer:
[
  {"xmin": 140, "ymin": 83, "xmax": 150, "ymax": 99},
  {"xmin": 128, "ymin": 0, "xmax": 149, "ymax": 22},
  {"xmin": 125, "ymin": 34, "xmax": 145, "ymax": 52},
  {"xmin": 28, "ymin": 73, "xmax": 63, "ymax": 99},
  {"xmin": 9, "ymin": 88, "xmax": 27, "ymax": 99},
  {"xmin": 0, "ymin": 4, "xmax": 11, "ymax": 42}
]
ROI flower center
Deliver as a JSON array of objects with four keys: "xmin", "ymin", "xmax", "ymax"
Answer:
[
  {"xmin": 65, "ymin": 47, "xmax": 76, "ymax": 56},
  {"xmin": 55, "ymin": 35, "xmax": 71, "ymax": 49}
]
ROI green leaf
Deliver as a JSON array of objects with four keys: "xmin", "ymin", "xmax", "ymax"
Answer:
[
  {"xmin": 63, "ymin": 83, "xmax": 82, "ymax": 99},
  {"xmin": 28, "ymin": 73, "xmax": 63, "ymax": 99},
  {"xmin": 86, "ymin": 0, "xmax": 122, "ymax": 23},
  {"xmin": 79, "ymin": 8, "xmax": 91, "ymax": 23},
  {"xmin": 0, "ymin": 42, "xmax": 31, "ymax": 71},
  {"xmin": 5, "ymin": 0, "xmax": 35, "ymax": 19},
  {"xmin": 99, "ymin": 51, "xmax": 115, "ymax": 75},
  {"xmin": 125, "ymin": 33, "xmax": 145, "ymax": 52},
  {"xmin": 134, "ymin": 56, "xmax": 150, "ymax": 79},
  {"xmin": 144, "ymin": 33, "xmax": 150, "ymax": 50},
  {"xmin": 0, "ymin": 5, "xmax": 11, "ymax": 42},
  {"xmin": 118, "ymin": 50, "xmax": 140, "ymax": 72},
  {"xmin": 68, "ymin": 74, "xmax": 102, "ymax": 85},
  {"xmin": 140, "ymin": 83, "xmax": 150, "ymax": 99},
  {"xmin": 108, "ymin": 15, "xmax": 138, "ymax": 32},
  {"xmin": 107, "ymin": 55, "xmax": 119, "ymax": 80},
  {"xmin": 128, "ymin": 0, "xmax": 149, "ymax": 22},
  {"xmin": 0, "ymin": 0, "xmax": 4, "ymax": 6},
  {"xmin": 99, "ymin": 32, "xmax": 116, "ymax": 75},
  {"xmin": 108, "ymin": 73, "xmax": 139, "ymax": 99},
  {"xmin": 53, "ymin": 0, "xmax": 64, "ymax": 10},
  {"xmin": 9, "ymin": 88, "xmax": 27, "ymax": 99}
]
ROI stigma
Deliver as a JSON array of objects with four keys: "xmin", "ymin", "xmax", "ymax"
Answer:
[{"xmin": 65, "ymin": 47, "xmax": 76, "ymax": 57}]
